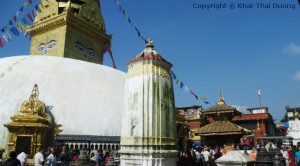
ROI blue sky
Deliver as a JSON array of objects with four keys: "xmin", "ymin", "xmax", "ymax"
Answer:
[{"xmin": 0, "ymin": 0, "xmax": 300, "ymax": 122}]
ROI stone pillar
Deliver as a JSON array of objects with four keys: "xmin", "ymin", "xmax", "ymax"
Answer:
[{"xmin": 119, "ymin": 39, "xmax": 177, "ymax": 166}]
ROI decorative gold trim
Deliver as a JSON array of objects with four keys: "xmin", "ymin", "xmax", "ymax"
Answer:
[{"xmin": 127, "ymin": 60, "xmax": 171, "ymax": 78}]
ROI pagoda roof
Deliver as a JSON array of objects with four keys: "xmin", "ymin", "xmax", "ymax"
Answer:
[
  {"xmin": 202, "ymin": 103, "xmax": 237, "ymax": 112},
  {"xmin": 193, "ymin": 121, "xmax": 245, "ymax": 136},
  {"xmin": 202, "ymin": 91, "xmax": 241, "ymax": 115}
]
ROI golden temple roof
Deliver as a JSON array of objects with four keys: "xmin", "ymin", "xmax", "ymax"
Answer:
[
  {"xmin": 202, "ymin": 91, "xmax": 241, "ymax": 114},
  {"xmin": 194, "ymin": 121, "xmax": 245, "ymax": 136}
]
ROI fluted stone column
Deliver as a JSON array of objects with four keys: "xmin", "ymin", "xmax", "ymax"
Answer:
[{"xmin": 119, "ymin": 39, "xmax": 177, "ymax": 166}]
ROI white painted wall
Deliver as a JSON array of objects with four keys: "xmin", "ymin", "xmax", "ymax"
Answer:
[{"xmin": 0, "ymin": 56, "xmax": 126, "ymax": 149}]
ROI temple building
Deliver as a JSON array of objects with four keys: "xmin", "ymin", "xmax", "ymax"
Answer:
[
  {"xmin": 285, "ymin": 106, "xmax": 300, "ymax": 146},
  {"xmin": 176, "ymin": 106, "xmax": 204, "ymax": 146},
  {"xmin": 232, "ymin": 107, "xmax": 276, "ymax": 141},
  {"xmin": 193, "ymin": 91, "xmax": 250, "ymax": 150},
  {"xmin": 185, "ymin": 91, "xmax": 278, "ymax": 150}
]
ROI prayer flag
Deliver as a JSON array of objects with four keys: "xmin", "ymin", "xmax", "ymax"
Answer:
[
  {"xmin": 9, "ymin": 20, "xmax": 13, "ymax": 25},
  {"xmin": 204, "ymin": 101, "xmax": 210, "ymax": 104},
  {"xmin": 13, "ymin": 15, "xmax": 17, "ymax": 22},
  {"xmin": 0, "ymin": 38, "xmax": 5, "ymax": 47},
  {"xmin": 135, "ymin": 27, "xmax": 141, "ymax": 37},
  {"xmin": 190, "ymin": 90, "xmax": 195, "ymax": 96},
  {"xmin": 24, "ymin": 1, "xmax": 28, "ymax": 8},
  {"xmin": 170, "ymin": 71, "xmax": 176, "ymax": 79},
  {"xmin": 19, "ymin": 6, "xmax": 24, "ymax": 12},
  {"xmin": 180, "ymin": 82, "xmax": 184, "ymax": 89},
  {"xmin": 128, "ymin": 18, "xmax": 131, "ymax": 23},
  {"xmin": 31, "ymin": 10, "xmax": 36, "ymax": 17},
  {"xmin": 176, "ymin": 78, "xmax": 180, "ymax": 84},
  {"xmin": 3, "ymin": 32, "xmax": 11, "ymax": 42},
  {"xmin": 27, "ymin": 13, "xmax": 33, "ymax": 22},
  {"xmin": 200, "ymin": 97, "xmax": 206, "ymax": 101},
  {"xmin": 194, "ymin": 95, "xmax": 198, "ymax": 100},
  {"xmin": 24, "ymin": 31, "xmax": 28, "ymax": 38},
  {"xmin": 10, "ymin": 27, "xmax": 20, "ymax": 36},
  {"xmin": 3, "ymin": 24, "xmax": 8, "ymax": 30},
  {"xmin": 22, "ymin": 18, "xmax": 31, "ymax": 26},
  {"xmin": 16, "ymin": 11, "xmax": 20, "ymax": 18},
  {"xmin": 184, "ymin": 86, "xmax": 189, "ymax": 92},
  {"xmin": 16, "ymin": 22, "xmax": 25, "ymax": 32},
  {"xmin": 258, "ymin": 88, "xmax": 261, "ymax": 96},
  {"xmin": 28, "ymin": 0, "xmax": 32, "ymax": 4},
  {"xmin": 35, "ymin": 5, "xmax": 41, "ymax": 13},
  {"xmin": 0, "ymin": 28, "xmax": 4, "ymax": 33},
  {"xmin": 103, "ymin": 44, "xmax": 117, "ymax": 69}
]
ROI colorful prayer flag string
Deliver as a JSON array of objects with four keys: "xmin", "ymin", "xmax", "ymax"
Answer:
[
  {"xmin": 111, "ymin": 0, "xmax": 209, "ymax": 105},
  {"xmin": 0, "ymin": 0, "xmax": 38, "ymax": 48},
  {"xmin": 113, "ymin": 0, "xmax": 147, "ymax": 44},
  {"xmin": 170, "ymin": 70, "xmax": 210, "ymax": 104}
]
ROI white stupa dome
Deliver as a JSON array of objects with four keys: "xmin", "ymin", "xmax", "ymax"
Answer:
[{"xmin": 0, "ymin": 55, "xmax": 126, "ymax": 148}]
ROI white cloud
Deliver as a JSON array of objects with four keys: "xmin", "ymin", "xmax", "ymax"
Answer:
[
  {"xmin": 294, "ymin": 71, "xmax": 300, "ymax": 81},
  {"xmin": 283, "ymin": 43, "xmax": 300, "ymax": 55},
  {"xmin": 232, "ymin": 105, "xmax": 249, "ymax": 114}
]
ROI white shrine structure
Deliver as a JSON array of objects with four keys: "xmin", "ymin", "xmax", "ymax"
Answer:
[
  {"xmin": 119, "ymin": 40, "xmax": 177, "ymax": 165},
  {"xmin": 286, "ymin": 106, "xmax": 300, "ymax": 146}
]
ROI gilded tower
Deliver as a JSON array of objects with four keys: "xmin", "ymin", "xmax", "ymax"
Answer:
[{"xmin": 27, "ymin": 0, "xmax": 111, "ymax": 64}]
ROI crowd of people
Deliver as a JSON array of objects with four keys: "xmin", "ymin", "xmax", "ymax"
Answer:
[
  {"xmin": 176, "ymin": 145, "xmax": 226, "ymax": 166},
  {"xmin": 176, "ymin": 144, "xmax": 300, "ymax": 166},
  {"xmin": 279, "ymin": 145, "xmax": 300, "ymax": 166},
  {"xmin": 2, "ymin": 143, "xmax": 300, "ymax": 166},
  {"xmin": 0, "ymin": 145, "xmax": 110, "ymax": 166}
]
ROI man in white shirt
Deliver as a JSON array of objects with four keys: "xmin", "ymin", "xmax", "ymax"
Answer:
[
  {"xmin": 46, "ymin": 147, "xmax": 57, "ymax": 166},
  {"xmin": 201, "ymin": 147, "xmax": 211, "ymax": 166},
  {"xmin": 280, "ymin": 147, "xmax": 289, "ymax": 166},
  {"xmin": 17, "ymin": 151, "xmax": 27, "ymax": 166},
  {"xmin": 35, "ymin": 147, "xmax": 45, "ymax": 166}
]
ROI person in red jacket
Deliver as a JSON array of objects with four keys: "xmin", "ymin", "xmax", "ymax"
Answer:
[{"xmin": 104, "ymin": 152, "xmax": 109, "ymax": 164}]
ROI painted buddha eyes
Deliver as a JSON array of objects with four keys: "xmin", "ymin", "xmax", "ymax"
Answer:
[
  {"xmin": 86, "ymin": 48, "xmax": 96, "ymax": 57},
  {"xmin": 74, "ymin": 42, "xmax": 96, "ymax": 60},
  {"xmin": 47, "ymin": 40, "xmax": 57, "ymax": 49},
  {"xmin": 37, "ymin": 43, "xmax": 46, "ymax": 52},
  {"xmin": 37, "ymin": 40, "xmax": 57, "ymax": 55},
  {"xmin": 74, "ymin": 42, "xmax": 85, "ymax": 52}
]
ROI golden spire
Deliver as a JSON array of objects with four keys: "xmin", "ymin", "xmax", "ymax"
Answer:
[{"xmin": 218, "ymin": 90, "xmax": 225, "ymax": 104}]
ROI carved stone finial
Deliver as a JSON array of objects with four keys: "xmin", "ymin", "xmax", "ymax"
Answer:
[{"xmin": 146, "ymin": 38, "xmax": 154, "ymax": 48}]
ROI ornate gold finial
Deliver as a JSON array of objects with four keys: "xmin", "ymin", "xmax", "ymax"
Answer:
[
  {"xmin": 18, "ymin": 84, "xmax": 47, "ymax": 117},
  {"xmin": 32, "ymin": 84, "xmax": 39, "ymax": 99},
  {"xmin": 218, "ymin": 90, "xmax": 225, "ymax": 104},
  {"xmin": 146, "ymin": 38, "xmax": 154, "ymax": 48}
]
